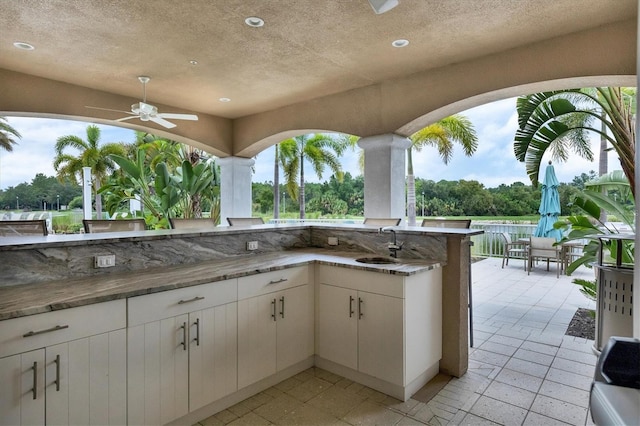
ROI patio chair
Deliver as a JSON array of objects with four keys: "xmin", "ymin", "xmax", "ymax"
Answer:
[
  {"xmin": 527, "ymin": 236, "xmax": 562, "ymax": 278},
  {"xmin": 363, "ymin": 218, "xmax": 401, "ymax": 226},
  {"xmin": 226, "ymin": 217, "xmax": 265, "ymax": 226},
  {"xmin": 83, "ymin": 219, "xmax": 147, "ymax": 233},
  {"xmin": 420, "ymin": 218, "xmax": 471, "ymax": 228},
  {"xmin": 0, "ymin": 220, "xmax": 48, "ymax": 236},
  {"xmin": 499, "ymin": 232, "xmax": 527, "ymax": 270},
  {"xmin": 169, "ymin": 218, "xmax": 216, "ymax": 230}
]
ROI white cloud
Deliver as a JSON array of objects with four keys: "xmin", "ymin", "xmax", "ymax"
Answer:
[{"xmin": 1, "ymin": 117, "xmax": 135, "ymax": 189}]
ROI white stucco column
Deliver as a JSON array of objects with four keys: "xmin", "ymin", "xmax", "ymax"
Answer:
[
  {"xmin": 82, "ymin": 166, "xmax": 92, "ymax": 220},
  {"xmin": 218, "ymin": 156, "xmax": 255, "ymax": 225},
  {"xmin": 358, "ymin": 134, "xmax": 412, "ymax": 222}
]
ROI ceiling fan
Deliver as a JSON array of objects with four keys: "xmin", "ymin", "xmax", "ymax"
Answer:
[{"xmin": 86, "ymin": 76, "xmax": 198, "ymax": 129}]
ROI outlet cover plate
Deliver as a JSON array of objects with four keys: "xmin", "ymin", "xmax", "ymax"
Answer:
[
  {"xmin": 247, "ymin": 241, "xmax": 259, "ymax": 251},
  {"xmin": 94, "ymin": 254, "xmax": 115, "ymax": 268},
  {"xmin": 328, "ymin": 237, "xmax": 339, "ymax": 246}
]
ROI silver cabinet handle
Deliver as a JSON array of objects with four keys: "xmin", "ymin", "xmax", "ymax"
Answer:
[
  {"xmin": 23, "ymin": 324, "xmax": 69, "ymax": 338},
  {"xmin": 32, "ymin": 361, "xmax": 38, "ymax": 400},
  {"xmin": 358, "ymin": 297, "xmax": 364, "ymax": 319},
  {"xmin": 279, "ymin": 296, "xmax": 285, "ymax": 318},
  {"xmin": 271, "ymin": 298, "xmax": 277, "ymax": 321},
  {"xmin": 268, "ymin": 278, "xmax": 288, "ymax": 285},
  {"xmin": 180, "ymin": 322, "xmax": 187, "ymax": 351},
  {"xmin": 54, "ymin": 354, "xmax": 60, "ymax": 391},
  {"xmin": 349, "ymin": 296, "xmax": 355, "ymax": 318},
  {"xmin": 193, "ymin": 318, "xmax": 200, "ymax": 346},
  {"xmin": 178, "ymin": 296, "xmax": 205, "ymax": 304}
]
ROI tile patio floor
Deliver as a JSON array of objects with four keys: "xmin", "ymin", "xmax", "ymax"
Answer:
[{"xmin": 197, "ymin": 257, "xmax": 598, "ymax": 426}]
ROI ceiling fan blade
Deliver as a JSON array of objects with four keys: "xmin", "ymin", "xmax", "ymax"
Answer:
[
  {"xmin": 115, "ymin": 116, "xmax": 139, "ymax": 122},
  {"xmin": 157, "ymin": 113, "xmax": 198, "ymax": 121},
  {"xmin": 86, "ymin": 105, "xmax": 135, "ymax": 115},
  {"xmin": 150, "ymin": 116, "xmax": 177, "ymax": 129}
]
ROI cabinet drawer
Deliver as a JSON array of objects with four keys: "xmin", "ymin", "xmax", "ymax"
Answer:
[
  {"xmin": 0, "ymin": 299, "xmax": 126, "ymax": 358},
  {"xmin": 238, "ymin": 266, "xmax": 308, "ymax": 300},
  {"xmin": 318, "ymin": 265, "xmax": 404, "ymax": 298},
  {"xmin": 128, "ymin": 279, "xmax": 237, "ymax": 326}
]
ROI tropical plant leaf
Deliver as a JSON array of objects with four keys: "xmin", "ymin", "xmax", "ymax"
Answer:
[
  {"xmin": 579, "ymin": 191, "xmax": 634, "ymax": 229},
  {"xmin": 515, "ymin": 90, "xmax": 598, "ymax": 185},
  {"xmin": 110, "ymin": 154, "xmax": 141, "ymax": 180},
  {"xmin": 585, "ymin": 170, "xmax": 630, "ymax": 191},
  {"xmin": 570, "ymin": 196, "xmax": 601, "ymax": 222}
]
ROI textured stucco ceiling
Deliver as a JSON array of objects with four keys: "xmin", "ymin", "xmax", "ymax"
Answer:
[{"xmin": 0, "ymin": 0, "xmax": 636, "ymax": 155}]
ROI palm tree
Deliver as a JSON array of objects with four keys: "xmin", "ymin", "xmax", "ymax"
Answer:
[
  {"xmin": 514, "ymin": 87, "xmax": 636, "ymax": 197},
  {"xmin": 53, "ymin": 125, "xmax": 126, "ymax": 218},
  {"xmin": 407, "ymin": 115, "xmax": 478, "ymax": 225},
  {"xmin": 279, "ymin": 134, "xmax": 346, "ymax": 219},
  {"xmin": 0, "ymin": 117, "xmax": 21, "ymax": 152}
]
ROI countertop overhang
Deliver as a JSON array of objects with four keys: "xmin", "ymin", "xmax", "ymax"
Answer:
[{"xmin": 0, "ymin": 249, "xmax": 442, "ymax": 321}]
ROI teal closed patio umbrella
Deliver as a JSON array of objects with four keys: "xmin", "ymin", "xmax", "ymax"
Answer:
[{"xmin": 533, "ymin": 162, "xmax": 563, "ymax": 241}]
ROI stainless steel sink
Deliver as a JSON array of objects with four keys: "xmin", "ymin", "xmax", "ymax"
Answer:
[{"xmin": 355, "ymin": 256, "xmax": 398, "ymax": 265}]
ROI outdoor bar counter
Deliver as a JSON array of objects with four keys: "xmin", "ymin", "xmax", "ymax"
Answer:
[{"xmin": 0, "ymin": 223, "xmax": 482, "ymax": 378}]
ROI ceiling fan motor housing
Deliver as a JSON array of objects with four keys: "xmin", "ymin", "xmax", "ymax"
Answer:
[{"xmin": 131, "ymin": 102, "xmax": 158, "ymax": 118}]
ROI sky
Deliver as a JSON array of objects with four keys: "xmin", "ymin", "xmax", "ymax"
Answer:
[{"xmin": 1, "ymin": 98, "xmax": 617, "ymax": 191}]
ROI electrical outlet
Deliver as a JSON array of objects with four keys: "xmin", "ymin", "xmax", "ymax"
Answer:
[
  {"xmin": 328, "ymin": 237, "xmax": 338, "ymax": 246},
  {"xmin": 247, "ymin": 241, "xmax": 259, "ymax": 251},
  {"xmin": 94, "ymin": 254, "xmax": 115, "ymax": 268}
]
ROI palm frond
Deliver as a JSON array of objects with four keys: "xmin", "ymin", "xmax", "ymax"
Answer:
[{"xmin": 0, "ymin": 117, "xmax": 21, "ymax": 151}]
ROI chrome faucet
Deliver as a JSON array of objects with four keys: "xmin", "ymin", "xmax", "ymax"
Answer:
[{"xmin": 380, "ymin": 226, "xmax": 403, "ymax": 258}]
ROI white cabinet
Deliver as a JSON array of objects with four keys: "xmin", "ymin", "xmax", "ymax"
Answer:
[
  {"xmin": 237, "ymin": 266, "xmax": 313, "ymax": 389},
  {"xmin": 356, "ymin": 290, "xmax": 404, "ymax": 383},
  {"xmin": 317, "ymin": 284, "xmax": 357, "ymax": 370},
  {"xmin": 0, "ymin": 349, "xmax": 44, "ymax": 426},
  {"xmin": 318, "ymin": 280, "xmax": 403, "ymax": 384},
  {"xmin": 0, "ymin": 300, "xmax": 127, "ymax": 426},
  {"xmin": 127, "ymin": 279, "xmax": 237, "ymax": 426},
  {"xmin": 317, "ymin": 265, "xmax": 442, "ymax": 400}
]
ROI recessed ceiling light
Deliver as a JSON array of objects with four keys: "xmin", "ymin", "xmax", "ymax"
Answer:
[
  {"xmin": 219, "ymin": 97, "xmax": 231, "ymax": 103},
  {"xmin": 392, "ymin": 39, "xmax": 409, "ymax": 48},
  {"xmin": 245, "ymin": 16, "xmax": 264, "ymax": 27},
  {"xmin": 189, "ymin": 59, "xmax": 198, "ymax": 65},
  {"xmin": 13, "ymin": 41, "xmax": 35, "ymax": 50}
]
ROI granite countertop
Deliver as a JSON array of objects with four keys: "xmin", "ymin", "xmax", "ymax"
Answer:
[
  {"xmin": 0, "ymin": 249, "xmax": 442, "ymax": 321},
  {"xmin": 0, "ymin": 222, "xmax": 483, "ymax": 251}
]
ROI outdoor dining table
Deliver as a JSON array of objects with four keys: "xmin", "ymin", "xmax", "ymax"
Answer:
[{"xmin": 517, "ymin": 237, "xmax": 584, "ymax": 275}]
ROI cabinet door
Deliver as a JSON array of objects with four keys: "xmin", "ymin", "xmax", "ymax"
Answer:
[
  {"xmin": 276, "ymin": 285, "xmax": 313, "ymax": 371},
  {"xmin": 46, "ymin": 329, "xmax": 126, "ymax": 426},
  {"xmin": 237, "ymin": 294, "xmax": 277, "ymax": 389},
  {"xmin": 128, "ymin": 315, "xmax": 189, "ymax": 426},
  {"xmin": 357, "ymin": 291, "xmax": 404, "ymax": 384},
  {"xmin": 189, "ymin": 302, "xmax": 238, "ymax": 411},
  {"xmin": 0, "ymin": 349, "xmax": 45, "ymax": 426},
  {"xmin": 318, "ymin": 284, "xmax": 358, "ymax": 370}
]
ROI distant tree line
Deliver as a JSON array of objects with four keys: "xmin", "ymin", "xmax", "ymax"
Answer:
[
  {"xmin": 253, "ymin": 171, "xmax": 597, "ymax": 218},
  {"xmin": 0, "ymin": 174, "xmax": 81, "ymax": 211},
  {"xmin": 1, "ymin": 168, "xmax": 597, "ymax": 218}
]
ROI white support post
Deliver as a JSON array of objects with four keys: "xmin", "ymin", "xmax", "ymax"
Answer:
[
  {"xmin": 218, "ymin": 157, "xmax": 255, "ymax": 225},
  {"xmin": 358, "ymin": 134, "xmax": 412, "ymax": 223},
  {"xmin": 82, "ymin": 166, "xmax": 92, "ymax": 220}
]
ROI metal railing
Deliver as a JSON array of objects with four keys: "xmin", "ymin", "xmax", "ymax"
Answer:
[
  {"xmin": 268, "ymin": 218, "xmax": 539, "ymax": 258},
  {"xmin": 470, "ymin": 223, "xmax": 537, "ymax": 257}
]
